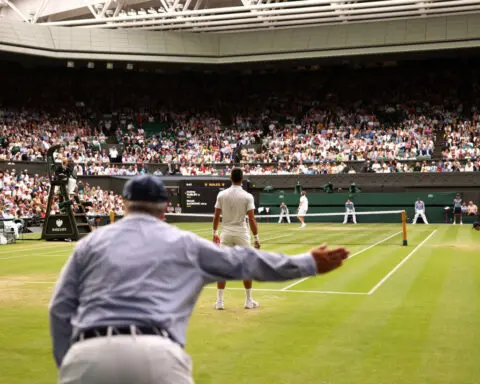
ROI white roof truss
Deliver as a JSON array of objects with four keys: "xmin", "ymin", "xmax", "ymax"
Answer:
[{"xmin": 3, "ymin": 0, "xmax": 480, "ymax": 33}]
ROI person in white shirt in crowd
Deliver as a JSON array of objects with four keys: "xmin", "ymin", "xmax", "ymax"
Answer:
[
  {"xmin": 371, "ymin": 161, "xmax": 382, "ymax": 173},
  {"xmin": 343, "ymin": 199, "xmax": 357, "ymax": 224},
  {"xmin": 297, "ymin": 191, "xmax": 308, "ymax": 229},
  {"xmin": 278, "ymin": 202, "xmax": 291, "ymax": 223},
  {"xmin": 412, "ymin": 198, "xmax": 429, "ymax": 224},
  {"xmin": 74, "ymin": 164, "xmax": 83, "ymax": 177},
  {"xmin": 464, "ymin": 161, "xmax": 474, "ymax": 172}
]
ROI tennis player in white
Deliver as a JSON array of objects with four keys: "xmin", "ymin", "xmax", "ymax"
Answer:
[
  {"xmin": 212, "ymin": 168, "xmax": 260, "ymax": 310},
  {"xmin": 297, "ymin": 191, "xmax": 308, "ymax": 228}
]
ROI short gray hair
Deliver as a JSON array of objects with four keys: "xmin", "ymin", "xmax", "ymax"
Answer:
[{"xmin": 125, "ymin": 201, "xmax": 167, "ymax": 217}]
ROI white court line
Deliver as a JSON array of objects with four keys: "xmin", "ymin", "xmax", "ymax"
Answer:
[
  {"xmin": 344, "ymin": 231, "xmax": 402, "ymax": 260},
  {"xmin": 204, "ymin": 286, "xmax": 367, "ymax": 295},
  {"xmin": 368, "ymin": 229, "xmax": 437, "ymax": 295},
  {"xmin": 281, "ymin": 277, "xmax": 310, "ymax": 291},
  {"xmin": 280, "ymin": 230, "xmax": 403, "ymax": 291}
]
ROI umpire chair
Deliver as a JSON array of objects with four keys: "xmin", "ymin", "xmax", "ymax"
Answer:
[{"xmin": 41, "ymin": 145, "xmax": 92, "ymax": 241}]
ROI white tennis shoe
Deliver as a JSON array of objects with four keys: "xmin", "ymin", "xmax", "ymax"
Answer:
[
  {"xmin": 300, "ymin": 223, "xmax": 307, "ymax": 229},
  {"xmin": 214, "ymin": 301, "xmax": 224, "ymax": 310},
  {"xmin": 244, "ymin": 299, "xmax": 259, "ymax": 309}
]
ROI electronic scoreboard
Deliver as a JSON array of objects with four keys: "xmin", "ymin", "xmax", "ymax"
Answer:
[{"xmin": 182, "ymin": 180, "xmax": 229, "ymax": 213}]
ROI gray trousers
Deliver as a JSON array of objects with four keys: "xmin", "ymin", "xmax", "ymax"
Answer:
[
  {"xmin": 278, "ymin": 212, "xmax": 291, "ymax": 223},
  {"xmin": 59, "ymin": 335, "xmax": 194, "ymax": 384}
]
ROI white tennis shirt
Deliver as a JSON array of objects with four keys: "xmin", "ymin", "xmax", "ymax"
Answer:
[
  {"xmin": 215, "ymin": 185, "xmax": 255, "ymax": 234},
  {"xmin": 299, "ymin": 195, "xmax": 309, "ymax": 211}
]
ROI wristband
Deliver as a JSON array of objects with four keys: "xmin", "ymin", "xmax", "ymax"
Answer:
[
  {"xmin": 254, "ymin": 234, "xmax": 260, "ymax": 241},
  {"xmin": 213, "ymin": 230, "xmax": 219, "ymax": 236}
]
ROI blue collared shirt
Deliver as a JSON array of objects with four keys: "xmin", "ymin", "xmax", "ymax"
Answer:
[
  {"xmin": 415, "ymin": 201, "xmax": 425, "ymax": 211},
  {"xmin": 49, "ymin": 214, "xmax": 317, "ymax": 367}
]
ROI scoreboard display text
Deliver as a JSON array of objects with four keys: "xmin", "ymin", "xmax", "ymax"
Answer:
[{"xmin": 183, "ymin": 180, "xmax": 228, "ymax": 213}]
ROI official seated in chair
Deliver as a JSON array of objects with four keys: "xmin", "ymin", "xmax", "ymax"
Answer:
[
  {"xmin": 467, "ymin": 201, "xmax": 478, "ymax": 216},
  {"xmin": 2, "ymin": 208, "xmax": 23, "ymax": 239}
]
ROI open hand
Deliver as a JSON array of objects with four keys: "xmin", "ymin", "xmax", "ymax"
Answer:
[{"xmin": 310, "ymin": 243, "xmax": 349, "ymax": 274}]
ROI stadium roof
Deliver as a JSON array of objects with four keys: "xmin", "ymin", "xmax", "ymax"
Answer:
[{"xmin": 1, "ymin": 0, "xmax": 480, "ymax": 33}]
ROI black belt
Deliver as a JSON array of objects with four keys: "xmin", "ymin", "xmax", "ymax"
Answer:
[{"xmin": 73, "ymin": 325, "xmax": 182, "ymax": 348}]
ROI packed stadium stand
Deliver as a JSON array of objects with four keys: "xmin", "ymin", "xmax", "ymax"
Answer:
[{"xmin": 1, "ymin": 59, "xmax": 480, "ymax": 178}]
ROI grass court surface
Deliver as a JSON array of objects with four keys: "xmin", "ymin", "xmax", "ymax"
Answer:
[{"xmin": 0, "ymin": 223, "xmax": 479, "ymax": 384}]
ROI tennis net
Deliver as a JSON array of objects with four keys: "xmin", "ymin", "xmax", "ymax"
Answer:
[{"xmin": 165, "ymin": 210, "xmax": 408, "ymax": 246}]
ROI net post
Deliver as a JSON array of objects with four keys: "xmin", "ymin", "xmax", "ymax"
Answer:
[
  {"xmin": 110, "ymin": 210, "xmax": 115, "ymax": 224},
  {"xmin": 401, "ymin": 210, "xmax": 408, "ymax": 246}
]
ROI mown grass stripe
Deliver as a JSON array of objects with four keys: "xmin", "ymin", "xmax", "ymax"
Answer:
[{"xmin": 417, "ymin": 226, "xmax": 480, "ymax": 384}]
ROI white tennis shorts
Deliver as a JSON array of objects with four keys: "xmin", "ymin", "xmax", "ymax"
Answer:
[
  {"xmin": 298, "ymin": 209, "xmax": 308, "ymax": 216},
  {"xmin": 221, "ymin": 232, "xmax": 250, "ymax": 247}
]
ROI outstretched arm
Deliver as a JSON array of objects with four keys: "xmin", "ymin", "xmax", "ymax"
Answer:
[{"xmin": 185, "ymin": 233, "xmax": 349, "ymax": 284}]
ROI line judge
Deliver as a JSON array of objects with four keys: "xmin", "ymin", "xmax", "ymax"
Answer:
[
  {"xmin": 49, "ymin": 174, "xmax": 349, "ymax": 384},
  {"xmin": 278, "ymin": 202, "xmax": 291, "ymax": 224},
  {"xmin": 412, "ymin": 197, "xmax": 429, "ymax": 224},
  {"xmin": 343, "ymin": 198, "xmax": 357, "ymax": 224}
]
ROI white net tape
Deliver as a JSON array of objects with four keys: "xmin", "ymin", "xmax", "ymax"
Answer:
[{"xmin": 165, "ymin": 210, "xmax": 405, "ymax": 219}]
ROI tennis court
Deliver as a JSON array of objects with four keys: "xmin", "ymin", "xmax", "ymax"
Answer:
[{"xmin": 0, "ymin": 223, "xmax": 479, "ymax": 384}]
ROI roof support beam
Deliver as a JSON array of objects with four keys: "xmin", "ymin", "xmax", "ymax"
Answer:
[
  {"xmin": 39, "ymin": 0, "xmax": 480, "ymax": 30},
  {"xmin": 132, "ymin": 3, "xmax": 480, "ymax": 31},
  {"xmin": 40, "ymin": 0, "xmax": 435, "ymax": 26},
  {"xmin": 159, "ymin": 0, "xmax": 171, "ymax": 12},
  {"xmin": 31, "ymin": 0, "xmax": 50, "ymax": 23},
  {"xmin": 112, "ymin": 0, "xmax": 125, "ymax": 17},
  {"xmin": 99, "ymin": 0, "xmax": 113, "ymax": 18},
  {"xmin": 194, "ymin": 0, "xmax": 203, "ymax": 11},
  {"xmin": 84, "ymin": 0, "xmax": 100, "ymax": 19},
  {"xmin": 184, "ymin": 0, "xmax": 193, "ymax": 11},
  {"xmin": 3, "ymin": 0, "xmax": 29, "ymax": 22},
  {"xmin": 172, "ymin": 0, "xmax": 182, "ymax": 11},
  {"xmin": 241, "ymin": 0, "xmax": 268, "ymax": 25}
]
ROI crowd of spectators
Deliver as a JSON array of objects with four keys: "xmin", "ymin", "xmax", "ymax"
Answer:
[
  {"xmin": 1, "ymin": 60, "xmax": 480, "ymax": 176},
  {"xmin": 75, "ymin": 181, "xmax": 125, "ymax": 217},
  {"xmin": 166, "ymin": 158, "xmax": 480, "ymax": 176},
  {"xmin": 0, "ymin": 169, "xmax": 125, "ymax": 220},
  {"xmin": 0, "ymin": 169, "xmax": 49, "ymax": 219}
]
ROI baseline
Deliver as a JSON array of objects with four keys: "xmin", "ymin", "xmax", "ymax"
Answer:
[{"xmin": 205, "ymin": 286, "xmax": 367, "ymax": 295}]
